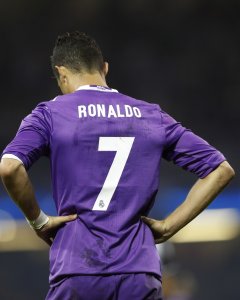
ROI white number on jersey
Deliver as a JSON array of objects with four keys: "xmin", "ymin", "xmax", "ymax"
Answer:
[{"xmin": 92, "ymin": 137, "xmax": 135, "ymax": 211}]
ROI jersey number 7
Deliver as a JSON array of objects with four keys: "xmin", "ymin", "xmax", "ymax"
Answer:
[{"xmin": 92, "ymin": 137, "xmax": 135, "ymax": 211}]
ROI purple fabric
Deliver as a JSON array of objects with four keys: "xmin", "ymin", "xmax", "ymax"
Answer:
[
  {"xmin": 45, "ymin": 273, "xmax": 162, "ymax": 300},
  {"xmin": 2, "ymin": 86, "xmax": 226, "ymax": 287},
  {"xmin": 3, "ymin": 104, "xmax": 51, "ymax": 169}
]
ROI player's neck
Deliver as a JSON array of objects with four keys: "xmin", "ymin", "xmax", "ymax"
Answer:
[{"xmin": 71, "ymin": 72, "xmax": 108, "ymax": 92}]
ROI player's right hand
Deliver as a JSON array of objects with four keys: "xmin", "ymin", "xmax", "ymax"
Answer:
[
  {"xmin": 141, "ymin": 216, "xmax": 171, "ymax": 244},
  {"xmin": 35, "ymin": 214, "xmax": 78, "ymax": 246}
]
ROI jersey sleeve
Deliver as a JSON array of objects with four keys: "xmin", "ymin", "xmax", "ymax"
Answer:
[
  {"xmin": 2, "ymin": 103, "xmax": 52, "ymax": 170},
  {"xmin": 161, "ymin": 110, "xmax": 226, "ymax": 178}
]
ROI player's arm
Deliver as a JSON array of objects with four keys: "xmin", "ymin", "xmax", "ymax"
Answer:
[
  {"xmin": 0, "ymin": 158, "xmax": 77, "ymax": 246},
  {"xmin": 143, "ymin": 109, "xmax": 235, "ymax": 243},
  {"xmin": 0, "ymin": 104, "xmax": 77, "ymax": 246},
  {"xmin": 142, "ymin": 160, "xmax": 235, "ymax": 243}
]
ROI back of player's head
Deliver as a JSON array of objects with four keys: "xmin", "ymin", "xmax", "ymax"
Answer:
[{"xmin": 51, "ymin": 31, "xmax": 104, "ymax": 78}]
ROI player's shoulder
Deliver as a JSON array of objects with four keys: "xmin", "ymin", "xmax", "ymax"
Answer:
[
  {"xmin": 35, "ymin": 93, "xmax": 73, "ymax": 110},
  {"xmin": 45, "ymin": 93, "xmax": 70, "ymax": 105},
  {"xmin": 118, "ymin": 93, "xmax": 180, "ymax": 126},
  {"xmin": 118, "ymin": 92, "xmax": 163, "ymax": 114}
]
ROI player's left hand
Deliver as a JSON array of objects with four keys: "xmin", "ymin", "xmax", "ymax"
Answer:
[
  {"xmin": 141, "ymin": 216, "xmax": 171, "ymax": 244},
  {"xmin": 35, "ymin": 214, "xmax": 78, "ymax": 246}
]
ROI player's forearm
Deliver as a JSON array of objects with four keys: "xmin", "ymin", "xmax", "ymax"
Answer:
[
  {"xmin": 0, "ymin": 158, "xmax": 40, "ymax": 220},
  {"xmin": 163, "ymin": 161, "xmax": 235, "ymax": 238}
]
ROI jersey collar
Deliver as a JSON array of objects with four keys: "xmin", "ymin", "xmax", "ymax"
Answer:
[{"xmin": 76, "ymin": 85, "xmax": 118, "ymax": 93}]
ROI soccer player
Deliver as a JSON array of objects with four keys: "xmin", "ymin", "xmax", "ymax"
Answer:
[{"xmin": 0, "ymin": 32, "xmax": 234, "ymax": 300}]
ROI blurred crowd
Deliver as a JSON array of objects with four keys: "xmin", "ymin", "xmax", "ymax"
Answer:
[{"xmin": 0, "ymin": 1, "xmax": 239, "ymax": 179}]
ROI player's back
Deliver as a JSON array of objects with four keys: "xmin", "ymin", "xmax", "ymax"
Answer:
[
  {"xmin": 3, "ymin": 84, "xmax": 225, "ymax": 287},
  {"xmin": 45, "ymin": 85, "xmax": 163, "ymax": 286}
]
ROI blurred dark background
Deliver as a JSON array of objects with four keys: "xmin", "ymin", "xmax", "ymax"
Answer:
[{"xmin": 0, "ymin": 1, "xmax": 239, "ymax": 299}]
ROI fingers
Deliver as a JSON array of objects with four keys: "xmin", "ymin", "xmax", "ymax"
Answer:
[
  {"xmin": 40, "ymin": 214, "xmax": 78, "ymax": 230},
  {"xmin": 141, "ymin": 216, "xmax": 156, "ymax": 226},
  {"xmin": 34, "ymin": 214, "xmax": 78, "ymax": 247},
  {"xmin": 55, "ymin": 214, "xmax": 78, "ymax": 223}
]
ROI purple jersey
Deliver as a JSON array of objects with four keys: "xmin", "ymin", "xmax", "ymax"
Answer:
[{"xmin": 2, "ymin": 85, "xmax": 225, "ymax": 287}]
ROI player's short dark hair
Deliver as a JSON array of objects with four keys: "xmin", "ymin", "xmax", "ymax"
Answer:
[{"xmin": 51, "ymin": 31, "xmax": 104, "ymax": 78}]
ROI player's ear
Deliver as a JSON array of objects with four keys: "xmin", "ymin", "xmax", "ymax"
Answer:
[
  {"xmin": 102, "ymin": 62, "xmax": 109, "ymax": 76},
  {"xmin": 55, "ymin": 66, "xmax": 68, "ymax": 84}
]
